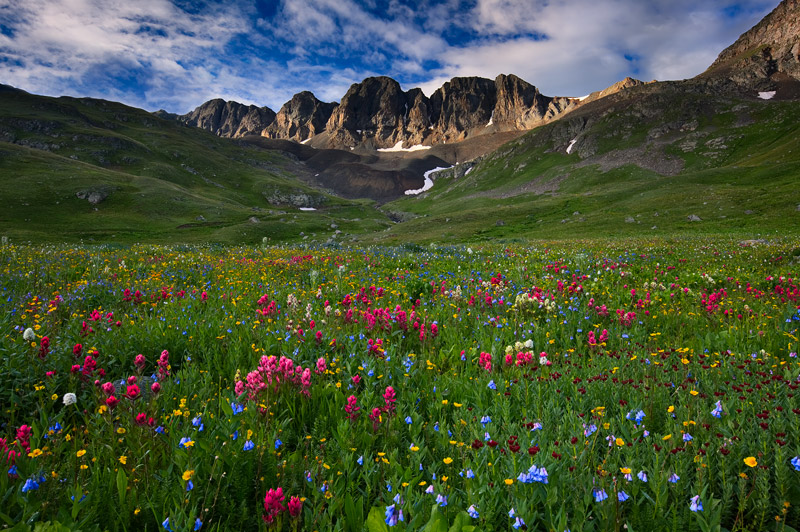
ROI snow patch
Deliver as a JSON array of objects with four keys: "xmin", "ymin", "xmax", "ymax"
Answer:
[
  {"xmin": 300, "ymin": 138, "xmax": 311, "ymax": 144},
  {"xmin": 299, "ymin": 207, "xmax": 316, "ymax": 211},
  {"xmin": 377, "ymin": 141, "xmax": 431, "ymax": 152},
  {"xmin": 758, "ymin": 91, "xmax": 776, "ymax": 100},
  {"xmin": 566, "ymin": 138, "xmax": 578, "ymax": 154},
  {"xmin": 485, "ymin": 110, "xmax": 494, "ymax": 127},
  {"xmin": 465, "ymin": 167, "xmax": 473, "ymax": 176},
  {"xmin": 405, "ymin": 166, "xmax": 452, "ymax": 196}
]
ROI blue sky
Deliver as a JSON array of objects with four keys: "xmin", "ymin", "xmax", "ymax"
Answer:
[{"xmin": 0, "ymin": 0, "xmax": 777, "ymax": 113}]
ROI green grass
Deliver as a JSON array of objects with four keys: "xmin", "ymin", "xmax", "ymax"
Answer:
[
  {"xmin": 372, "ymin": 91, "xmax": 800, "ymax": 244},
  {"xmin": 0, "ymin": 89, "xmax": 390, "ymax": 244},
  {"xmin": 2, "ymin": 85, "xmax": 800, "ymax": 246}
]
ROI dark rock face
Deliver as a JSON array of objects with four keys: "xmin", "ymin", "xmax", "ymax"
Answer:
[
  {"xmin": 263, "ymin": 91, "xmax": 337, "ymax": 142},
  {"xmin": 705, "ymin": 0, "xmax": 800, "ymax": 86},
  {"xmin": 324, "ymin": 76, "xmax": 415, "ymax": 148},
  {"xmin": 428, "ymin": 76, "xmax": 497, "ymax": 143},
  {"xmin": 320, "ymin": 74, "xmax": 582, "ymax": 148},
  {"xmin": 180, "ymin": 99, "xmax": 275, "ymax": 138}
]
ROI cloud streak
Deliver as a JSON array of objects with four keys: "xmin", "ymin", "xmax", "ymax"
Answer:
[{"xmin": 0, "ymin": 0, "xmax": 779, "ymax": 112}]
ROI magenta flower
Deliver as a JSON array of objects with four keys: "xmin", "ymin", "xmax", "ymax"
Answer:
[
  {"xmin": 288, "ymin": 496, "xmax": 302, "ymax": 518},
  {"xmin": 263, "ymin": 487, "xmax": 286, "ymax": 523},
  {"xmin": 345, "ymin": 395, "xmax": 360, "ymax": 421}
]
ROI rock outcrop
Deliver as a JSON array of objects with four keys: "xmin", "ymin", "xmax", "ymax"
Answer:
[
  {"xmin": 262, "ymin": 91, "xmax": 337, "ymax": 142},
  {"xmin": 319, "ymin": 74, "xmax": 583, "ymax": 148},
  {"xmin": 180, "ymin": 99, "xmax": 275, "ymax": 138},
  {"xmin": 323, "ymin": 76, "xmax": 418, "ymax": 148},
  {"xmin": 704, "ymin": 0, "xmax": 800, "ymax": 86}
]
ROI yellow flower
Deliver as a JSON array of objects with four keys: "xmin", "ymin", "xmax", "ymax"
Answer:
[
  {"xmin": 739, "ymin": 472, "xmax": 748, "ymax": 479},
  {"xmin": 620, "ymin": 467, "xmax": 632, "ymax": 475},
  {"xmin": 504, "ymin": 479, "xmax": 514, "ymax": 485},
  {"xmin": 80, "ymin": 464, "xmax": 88, "ymax": 470},
  {"xmin": 51, "ymin": 394, "xmax": 58, "ymax": 401},
  {"xmin": 28, "ymin": 449, "xmax": 43, "ymax": 458},
  {"xmin": 134, "ymin": 508, "xmax": 141, "ymax": 516},
  {"xmin": 743, "ymin": 456, "xmax": 757, "ymax": 468},
  {"xmin": 662, "ymin": 434, "xmax": 672, "ymax": 441},
  {"xmin": 667, "ymin": 405, "xmax": 674, "ymax": 413},
  {"xmin": 182, "ymin": 470, "xmax": 194, "ymax": 481},
  {"xmin": 689, "ymin": 390, "xmax": 699, "ymax": 396},
  {"xmin": 117, "ymin": 427, "xmax": 126, "ymax": 435},
  {"xmin": 602, "ymin": 423, "xmax": 610, "ymax": 430},
  {"xmin": 77, "ymin": 449, "xmax": 86, "ymax": 458},
  {"xmin": 443, "ymin": 457, "xmax": 453, "ymax": 465},
  {"xmin": 119, "ymin": 456, "xmax": 127, "ymax": 465},
  {"xmin": 410, "ymin": 446, "xmax": 419, "ymax": 452},
  {"xmin": 615, "ymin": 438, "xmax": 625, "ymax": 447}
]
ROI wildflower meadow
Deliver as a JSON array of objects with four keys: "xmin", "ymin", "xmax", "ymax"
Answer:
[{"xmin": 1, "ymin": 239, "xmax": 799, "ymax": 531}]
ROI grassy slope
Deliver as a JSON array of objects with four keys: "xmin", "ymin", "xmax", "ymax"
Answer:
[
  {"xmin": 0, "ymin": 88, "xmax": 390, "ymax": 244},
  {"xmin": 373, "ymin": 83, "xmax": 800, "ymax": 243}
]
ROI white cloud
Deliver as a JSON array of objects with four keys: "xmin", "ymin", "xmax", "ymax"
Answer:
[
  {"xmin": 0, "ymin": 0, "xmax": 779, "ymax": 114},
  {"xmin": 427, "ymin": 0, "xmax": 776, "ymax": 96}
]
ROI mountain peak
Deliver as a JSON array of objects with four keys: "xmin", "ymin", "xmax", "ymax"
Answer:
[{"xmin": 705, "ymin": 0, "xmax": 800, "ymax": 86}]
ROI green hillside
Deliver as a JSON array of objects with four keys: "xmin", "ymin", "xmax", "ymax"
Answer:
[
  {"xmin": 374, "ymin": 81, "xmax": 800, "ymax": 243},
  {"xmin": 0, "ymin": 86, "xmax": 390, "ymax": 244}
]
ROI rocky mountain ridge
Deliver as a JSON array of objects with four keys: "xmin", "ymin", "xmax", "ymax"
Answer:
[
  {"xmin": 703, "ymin": 0, "xmax": 800, "ymax": 94},
  {"xmin": 172, "ymin": 73, "xmax": 630, "ymax": 150},
  {"xmin": 179, "ymin": 99, "xmax": 275, "ymax": 137}
]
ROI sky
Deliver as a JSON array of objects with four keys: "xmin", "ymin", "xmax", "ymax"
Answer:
[{"xmin": 0, "ymin": 0, "xmax": 778, "ymax": 114}]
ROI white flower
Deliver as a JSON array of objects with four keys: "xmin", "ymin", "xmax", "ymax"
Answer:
[
  {"xmin": 63, "ymin": 393, "xmax": 77, "ymax": 406},
  {"xmin": 524, "ymin": 339, "xmax": 534, "ymax": 349},
  {"xmin": 23, "ymin": 328, "xmax": 35, "ymax": 342}
]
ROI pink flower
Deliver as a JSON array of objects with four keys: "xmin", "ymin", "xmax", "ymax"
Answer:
[
  {"xmin": 369, "ymin": 407, "xmax": 382, "ymax": 431},
  {"xmin": 135, "ymin": 412, "xmax": 147, "ymax": 425},
  {"xmin": 479, "ymin": 352, "xmax": 492, "ymax": 372},
  {"xmin": 344, "ymin": 395, "xmax": 360, "ymax": 421},
  {"xmin": 38, "ymin": 336, "xmax": 50, "ymax": 359},
  {"xmin": 150, "ymin": 382, "xmax": 161, "ymax": 394},
  {"xmin": 125, "ymin": 384, "xmax": 140, "ymax": 400},
  {"xmin": 73, "ymin": 343, "xmax": 83, "ymax": 357},
  {"xmin": 134, "ymin": 354, "xmax": 145, "ymax": 371},
  {"xmin": 101, "ymin": 382, "xmax": 115, "ymax": 395},
  {"xmin": 106, "ymin": 395, "xmax": 119, "ymax": 409},
  {"xmin": 16, "ymin": 425, "xmax": 32, "ymax": 451},
  {"xmin": 382, "ymin": 386, "xmax": 396, "ymax": 415},
  {"xmin": 263, "ymin": 487, "xmax": 286, "ymax": 523},
  {"xmin": 315, "ymin": 357, "xmax": 326, "ymax": 374},
  {"xmin": 288, "ymin": 495, "xmax": 302, "ymax": 517}
]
